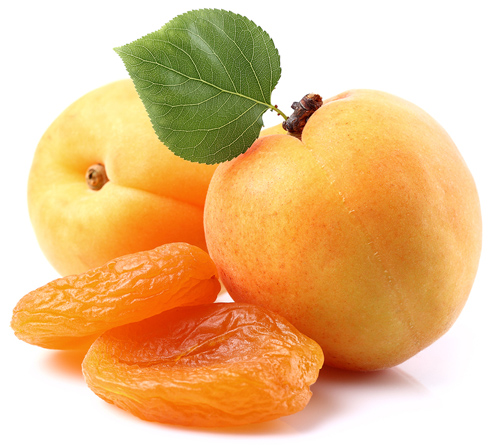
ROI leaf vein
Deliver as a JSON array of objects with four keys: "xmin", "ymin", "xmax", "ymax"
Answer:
[{"xmin": 117, "ymin": 45, "xmax": 271, "ymax": 110}]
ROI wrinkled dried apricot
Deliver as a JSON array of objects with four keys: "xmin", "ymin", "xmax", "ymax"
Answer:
[
  {"xmin": 11, "ymin": 243, "xmax": 220, "ymax": 349},
  {"xmin": 82, "ymin": 302, "xmax": 324, "ymax": 427}
]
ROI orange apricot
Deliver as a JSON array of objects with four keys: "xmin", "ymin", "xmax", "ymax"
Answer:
[
  {"xmin": 82, "ymin": 302, "xmax": 324, "ymax": 427},
  {"xmin": 11, "ymin": 243, "xmax": 220, "ymax": 349}
]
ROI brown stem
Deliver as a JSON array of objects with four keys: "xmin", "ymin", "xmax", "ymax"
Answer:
[
  {"xmin": 86, "ymin": 163, "xmax": 109, "ymax": 191},
  {"xmin": 282, "ymin": 93, "xmax": 323, "ymax": 139}
]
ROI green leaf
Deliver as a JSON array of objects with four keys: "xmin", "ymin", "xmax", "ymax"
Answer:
[{"xmin": 115, "ymin": 9, "xmax": 283, "ymax": 164}]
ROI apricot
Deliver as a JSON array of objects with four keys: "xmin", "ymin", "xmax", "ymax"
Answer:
[
  {"xmin": 82, "ymin": 303, "xmax": 323, "ymax": 427},
  {"xmin": 28, "ymin": 80, "xmax": 218, "ymax": 276},
  {"xmin": 11, "ymin": 243, "xmax": 220, "ymax": 349},
  {"xmin": 259, "ymin": 122, "xmax": 287, "ymax": 137},
  {"xmin": 204, "ymin": 89, "xmax": 482, "ymax": 371}
]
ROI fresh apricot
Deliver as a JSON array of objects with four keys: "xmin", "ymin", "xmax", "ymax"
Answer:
[
  {"xmin": 205, "ymin": 89, "xmax": 482, "ymax": 371},
  {"xmin": 27, "ymin": 80, "xmax": 218, "ymax": 277}
]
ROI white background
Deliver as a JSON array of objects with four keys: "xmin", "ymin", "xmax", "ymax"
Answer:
[{"xmin": 2, "ymin": 1, "xmax": 499, "ymax": 447}]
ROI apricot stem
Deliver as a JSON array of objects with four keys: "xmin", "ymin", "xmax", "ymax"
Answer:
[
  {"xmin": 86, "ymin": 163, "xmax": 109, "ymax": 191},
  {"xmin": 282, "ymin": 94, "xmax": 323, "ymax": 139}
]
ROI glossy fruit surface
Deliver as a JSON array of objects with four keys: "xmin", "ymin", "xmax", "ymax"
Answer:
[
  {"xmin": 82, "ymin": 302, "xmax": 324, "ymax": 427},
  {"xmin": 11, "ymin": 243, "xmax": 220, "ymax": 349},
  {"xmin": 205, "ymin": 89, "xmax": 482, "ymax": 371},
  {"xmin": 28, "ymin": 79, "xmax": 218, "ymax": 276}
]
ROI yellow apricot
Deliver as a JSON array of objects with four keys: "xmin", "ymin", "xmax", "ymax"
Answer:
[{"xmin": 28, "ymin": 80, "xmax": 218, "ymax": 276}]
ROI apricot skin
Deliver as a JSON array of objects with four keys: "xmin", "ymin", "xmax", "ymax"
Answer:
[
  {"xmin": 28, "ymin": 80, "xmax": 218, "ymax": 276},
  {"xmin": 204, "ymin": 89, "xmax": 482, "ymax": 371}
]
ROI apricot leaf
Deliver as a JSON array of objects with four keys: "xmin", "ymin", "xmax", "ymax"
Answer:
[{"xmin": 115, "ymin": 9, "xmax": 284, "ymax": 164}]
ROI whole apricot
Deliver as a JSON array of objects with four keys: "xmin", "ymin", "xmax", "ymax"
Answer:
[
  {"xmin": 204, "ymin": 89, "xmax": 482, "ymax": 371},
  {"xmin": 28, "ymin": 80, "xmax": 218, "ymax": 276}
]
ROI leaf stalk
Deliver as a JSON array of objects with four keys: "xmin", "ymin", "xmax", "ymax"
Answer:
[{"xmin": 268, "ymin": 104, "xmax": 288, "ymax": 121}]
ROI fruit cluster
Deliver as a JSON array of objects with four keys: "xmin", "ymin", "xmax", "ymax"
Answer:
[{"xmin": 15, "ymin": 69, "xmax": 481, "ymax": 427}]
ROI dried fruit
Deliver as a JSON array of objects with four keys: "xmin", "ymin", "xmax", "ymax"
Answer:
[
  {"xmin": 11, "ymin": 243, "xmax": 220, "ymax": 349},
  {"xmin": 82, "ymin": 302, "xmax": 324, "ymax": 427}
]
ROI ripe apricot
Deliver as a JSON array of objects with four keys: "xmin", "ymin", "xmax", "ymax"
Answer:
[
  {"xmin": 82, "ymin": 302, "xmax": 324, "ymax": 427},
  {"xmin": 11, "ymin": 243, "xmax": 220, "ymax": 349},
  {"xmin": 205, "ymin": 89, "xmax": 482, "ymax": 371},
  {"xmin": 28, "ymin": 80, "xmax": 218, "ymax": 277}
]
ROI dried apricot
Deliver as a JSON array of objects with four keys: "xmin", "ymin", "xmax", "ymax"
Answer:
[
  {"xmin": 11, "ymin": 243, "xmax": 220, "ymax": 349},
  {"xmin": 82, "ymin": 302, "xmax": 324, "ymax": 427}
]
